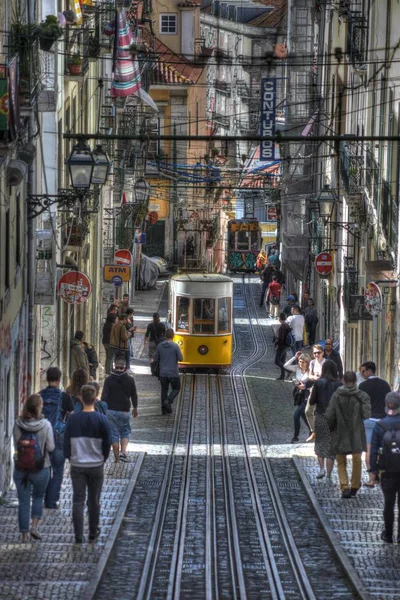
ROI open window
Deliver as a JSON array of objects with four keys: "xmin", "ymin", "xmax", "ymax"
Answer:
[{"xmin": 193, "ymin": 298, "xmax": 215, "ymax": 334}]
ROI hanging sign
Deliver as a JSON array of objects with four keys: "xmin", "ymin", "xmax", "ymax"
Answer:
[
  {"xmin": 266, "ymin": 206, "xmax": 277, "ymax": 222},
  {"xmin": 114, "ymin": 249, "xmax": 132, "ymax": 266},
  {"xmin": 260, "ymin": 78, "xmax": 277, "ymax": 161},
  {"xmin": 148, "ymin": 211, "xmax": 159, "ymax": 225},
  {"xmin": 364, "ymin": 282, "xmax": 382, "ymax": 316},
  {"xmin": 315, "ymin": 252, "xmax": 333, "ymax": 276},
  {"xmin": 57, "ymin": 271, "xmax": 91, "ymax": 304},
  {"xmin": 103, "ymin": 265, "xmax": 131, "ymax": 283}
]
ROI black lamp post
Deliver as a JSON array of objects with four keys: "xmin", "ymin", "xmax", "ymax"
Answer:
[
  {"xmin": 315, "ymin": 184, "xmax": 337, "ymax": 222},
  {"xmin": 66, "ymin": 139, "xmax": 96, "ymax": 190},
  {"xmin": 134, "ymin": 177, "xmax": 150, "ymax": 203},
  {"xmin": 91, "ymin": 144, "xmax": 112, "ymax": 185}
]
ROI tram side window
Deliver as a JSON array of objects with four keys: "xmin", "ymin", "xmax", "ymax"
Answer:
[
  {"xmin": 250, "ymin": 229, "xmax": 259, "ymax": 250},
  {"xmin": 237, "ymin": 229, "xmax": 249, "ymax": 250},
  {"xmin": 228, "ymin": 230, "xmax": 236, "ymax": 250},
  {"xmin": 193, "ymin": 298, "xmax": 215, "ymax": 334},
  {"xmin": 176, "ymin": 297, "xmax": 189, "ymax": 332},
  {"xmin": 218, "ymin": 297, "xmax": 231, "ymax": 333}
]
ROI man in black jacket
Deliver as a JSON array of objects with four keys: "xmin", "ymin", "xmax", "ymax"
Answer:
[
  {"xmin": 323, "ymin": 338, "xmax": 343, "ymax": 379},
  {"xmin": 259, "ymin": 264, "xmax": 275, "ymax": 307},
  {"xmin": 274, "ymin": 313, "xmax": 291, "ymax": 380},
  {"xmin": 359, "ymin": 360, "xmax": 391, "ymax": 487},
  {"xmin": 101, "ymin": 357, "xmax": 138, "ymax": 463}
]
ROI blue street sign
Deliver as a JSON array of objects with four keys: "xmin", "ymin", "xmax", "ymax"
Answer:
[{"xmin": 111, "ymin": 275, "xmax": 123, "ymax": 287}]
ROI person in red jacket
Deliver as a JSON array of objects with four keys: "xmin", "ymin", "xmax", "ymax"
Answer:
[{"xmin": 266, "ymin": 275, "xmax": 282, "ymax": 319}]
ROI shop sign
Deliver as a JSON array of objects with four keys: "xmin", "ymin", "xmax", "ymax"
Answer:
[
  {"xmin": 315, "ymin": 252, "xmax": 333, "ymax": 276},
  {"xmin": 103, "ymin": 265, "xmax": 131, "ymax": 283},
  {"xmin": 57, "ymin": 271, "xmax": 91, "ymax": 304},
  {"xmin": 266, "ymin": 206, "xmax": 277, "ymax": 222},
  {"xmin": 260, "ymin": 78, "xmax": 276, "ymax": 161},
  {"xmin": 364, "ymin": 282, "xmax": 382, "ymax": 316},
  {"xmin": 114, "ymin": 249, "xmax": 132, "ymax": 266}
]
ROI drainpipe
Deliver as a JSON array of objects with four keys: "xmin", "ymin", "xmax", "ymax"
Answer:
[{"xmin": 26, "ymin": 115, "xmax": 36, "ymax": 395}]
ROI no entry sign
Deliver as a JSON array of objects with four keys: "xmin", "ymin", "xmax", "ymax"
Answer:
[
  {"xmin": 114, "ymin": 249, "xmax": 132, "ymax": 266},
  {"xmin": 315, "ymin": 252, "xmax": 333, "ymax": 276},
  {"xmin": 57, "ymin": 271, "xmax": 92, "ymax": 304}
]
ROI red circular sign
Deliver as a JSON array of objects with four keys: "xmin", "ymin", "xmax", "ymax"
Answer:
[
  {"xmin": 57, "ymin": 271, "xmax": 92, "ymax": 304},
  {"xmin": 148, "ymin": 211, "xmax": 159, "ymax": 225},
  {"xmin": 114, "ymin": 249, "xmax": 132, "ymax": 266},
  {"xmin": 315, "ymin": 252, "xmax": 333, "ymax": 276}
]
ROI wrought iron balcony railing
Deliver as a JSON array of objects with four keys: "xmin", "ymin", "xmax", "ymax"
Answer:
[
  {"xmin": 64, "ymin": 28, "xmax": 90, "ymax": 78},
  {"xmin": 340, "ymin": 138, "xmax": 364, "ymax": 195},
  {"xmin": 214, "ymin": 79, "xmax": 231, "ymax": 94},
  {"xmin": 347, "ymin": 11, "xmax": 368, "ymax": 70}
]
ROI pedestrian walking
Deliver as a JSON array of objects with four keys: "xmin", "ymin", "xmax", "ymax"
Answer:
[
  {"xmin": 125, "ymin": 307, "xmax": 136, "ymax": 363},
  {"xmin": 259, "ymin": 263, "xmax": 275, "ymax": 307},
  {"xmin": 359, "ymin": 361, "xmax": 391, "ymax": 487},
  {"xmin": 274, "ymin": 313, "xmax": 291, "ymax": 379},
  {"xmin": 304, "ymin": 298, "xmax": 318, "ymax": 346},
  {"xmin": 70, "ymin": 331, "xmax": 90, "ymax": 378},
  {"xmin": 13, "ymin": 394, "xmax": 55, "ymax": 542},
  {"xmin": 370, "ymin": 392, "xmax": 400, "ymax": 543},
  {"xmin": 282, "ymin": 295, "xmax": 296, "ymax": 317},
  {"xmin": 266, "ymin": 275, "xmax": 282, "ymax": 319},
  {"xmin": 66, "ymin": 368, "xmax": 90, "ymax": 408},
  {"xmin": 102, "ymin": 314, "xmax": 117, "ymax": 375},
  {"xmin": 153, "ymin": 328, "xmax": 183, "ymax": 415},
  {"xmin": 309, "ymin": 360, "xmax": 342, "ymax": 480},
  {"xmin": 107, "ymin": 304, "xmax": 119, "ymax": 316},
  {"xmin": 119, "ymin": 293, "xmax": 130, "ymax": 315},
  {"xmin": 286, "ymin": 305, "xmax": 305, "ymax": 355},
  {"xmin": 304, "ymin": 344, "xmax": 327, "ymax": 441},
  {"xmin": 40, "ymin": 367, "xmax": 74, "ymax": 509},
  {"xmin": 73, "ymin": 381, "xmax": 108, "ymax": 414},
  {"xmin": 101, "ymin": 357, "xmax": 138, "ymax": 462},
  {"xmin": 110, "ymin": 313, "xmax": 133, "ymax": 370},
  {"xmin": 284, "ymin": 352, "xmax": 312, "ymax": 443},
  {"xmin": 144, "ymin": 312, "xmax": 166, "ymax": 370},
  {"xmin": 325, "ymin": 371, "xmax": 371, "ymax": 498},
  {"xmin": 64, "ymin": 385, "xmax": 112, "ymax": 544},
  {"xmin": 83, "ymin": 341, "xmax": 99, "ymax": 380},
  {"xmin": 323, "ymin": 338, "xmax": 343, "ymax": 379}
]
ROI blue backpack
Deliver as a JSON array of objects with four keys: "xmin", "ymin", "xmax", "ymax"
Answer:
[
  {"xmin": 40, "ymin": 387, "xmax": 65, "ymax": 435},
  {"xmin": 15, "ymin": 429, "xmax": 45, "ymax": 472},
  {"xmin": 285, "ymin": 326, "xmax": 296, "ymax": 348}
]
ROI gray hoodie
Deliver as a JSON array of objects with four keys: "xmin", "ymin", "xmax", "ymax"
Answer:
[
  {"xmin": 13, "ymin": 418, "xmax": 55, "ymax": 469},
  {"xmin": 154, "ymin": 340, "xmax": 183, "ymax": 378}
]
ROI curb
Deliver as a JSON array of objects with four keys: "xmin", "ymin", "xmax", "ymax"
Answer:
[
  {"xmin": 292, "ymin": 456, "xmax": 372, "ymax": 600},
  {"xmin": 83, "ymin": 452, "xmax": 145, "ymax": 600}
]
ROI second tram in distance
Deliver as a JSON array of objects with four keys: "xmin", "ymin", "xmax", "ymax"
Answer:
[
  {"xmin": 168, "ymin": 273, "xmax": 233, "ymax": 369},
  {"xmin": 227, "ymin": 218, "xmax": 262, "ymax": 273}
]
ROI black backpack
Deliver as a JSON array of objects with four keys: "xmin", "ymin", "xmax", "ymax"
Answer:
[{"xmin": 377, "ymin": 422, "xmax": 400, "ymax": 472}]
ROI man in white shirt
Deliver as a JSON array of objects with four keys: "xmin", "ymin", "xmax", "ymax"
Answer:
[{"xmin": 287, "ymin": 306, "xmax": 305, "ymax": 355}]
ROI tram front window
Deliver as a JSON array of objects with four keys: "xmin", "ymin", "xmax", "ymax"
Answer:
[
  {"xmin": 176, "ymin": 297, "xmax": 189, "ymax": 332},
  {"xmin": 193, "ymin": 298, "xmax": 215, "ymax": 334},
  {"xmin": 218, "ymin": 297, "xmax": 231, "ymax": 333},
  {"xmin": 237, "ymin": 229, "xmax": 249, "ymax": 250},
  {"xmin": 250, "ymin": 230, "xmax": 259, "ymax": 250}
]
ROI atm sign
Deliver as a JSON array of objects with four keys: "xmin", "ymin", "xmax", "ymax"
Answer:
[{"xmin": 103, "ymin": 265, "xmax": 131, "ymax": 282}]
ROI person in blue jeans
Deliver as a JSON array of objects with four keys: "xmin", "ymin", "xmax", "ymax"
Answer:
[
  {"xmin": 40, "ymin": 367, "xmax": 74, "ymax": 509},
  {"xmin": 13, "ymin": 394, "xmax": 55, "ymax": 542},
  {"xmin": 154, "ymin": 328, "xmax": 183, "ymax": 415}
]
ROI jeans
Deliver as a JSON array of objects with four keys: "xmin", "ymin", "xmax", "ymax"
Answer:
[
  {"xmin": 260, "ymin": 282, "xmax": 268, "ymax": 306},
  {"xmin": 14, "ymin": 467, "xmax": 50, "ymax": 532},
  {"xmin": 305, "ymin": 396, "xmax": 315, "ymax": 433},
  {"xmin": 274, "ymin": 345, "xmax": 288, "ymax": 377},
  {"xmin": 291, "ymin": 340, "xmax": 303, "ymax": 357},
  {"xmin": 381, "ymin": 473, "xmax": 400, "ymax": 539},
  {"xmin": 336, "ymin": 453, "xmax": 362, "ymax": 491},
  {"xmin": 45, "ymin": 438, "xmax": 65, "ymax": 508},
  {"xmin": 160, "ymin": 376, "xmax": 181, "ymax": 407},
  {"xmin": 70, "ymin": 465, "xmax": 104, "ymax": 539},
  {"xmin": 104, "ymin": 344, "xmax": 114, "ymax": 375},
  {"xmin": 294, "ymin": 402, "xmax": 310, "ymax": 438}
]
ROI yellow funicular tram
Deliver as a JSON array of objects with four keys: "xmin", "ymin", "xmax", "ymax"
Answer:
[{"xmin": 169, "ymin": 273, "xmax": 233, "ymax": 369}]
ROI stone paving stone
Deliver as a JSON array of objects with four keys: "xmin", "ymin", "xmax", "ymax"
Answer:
[{"xmin": 0, "ymin": 453, "xmax": 139, "ymax": 600}]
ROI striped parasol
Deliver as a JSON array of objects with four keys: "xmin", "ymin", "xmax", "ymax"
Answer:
[{"xmin": 104, "ymin": 10, "xmax": 141, "ymax": 98}]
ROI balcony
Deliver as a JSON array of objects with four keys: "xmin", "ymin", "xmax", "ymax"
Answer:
[
  {"xmin": 347, "ymin": 12, "xmax": 368, "ymax": 71},
  {"xmin": 236, "ymin": 118, "xmax": 258, "ymax": 134},
  {"xmin": 340, "ymin": 139, "xmax": 364, "ymax": 195},
  {"xmin": 64, "ymin": 28, "xmax": 90, "ymax": 79},
  {"xmin": 214, "ymin": 79, "xmax": 231, "ymax": 94},
  {"xmin": 9, "ymin": 28, "xmax": 41, "ymax": 112},
  {"xmin": 212, "ymin": 112, "xmax": 230, "ymax": 128}
]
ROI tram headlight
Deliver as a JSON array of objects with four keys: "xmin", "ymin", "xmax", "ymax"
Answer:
[
  {"xmin": 177, "ymin": 339, "xmax": 183, "ymax": 346},
  {"xmin": 198, "ymin": 344, "xmax": 209, "ymax": 355}
]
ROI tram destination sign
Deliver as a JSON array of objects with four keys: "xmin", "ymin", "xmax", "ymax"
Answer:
[{"xmin": 260, "ymin": 78, "xmax": 277, "ymax": 161}]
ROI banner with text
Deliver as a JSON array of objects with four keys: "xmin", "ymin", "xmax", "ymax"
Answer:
[{"xmin": 260, "ymin": 78, "xmax": 276, "ymax": 161}]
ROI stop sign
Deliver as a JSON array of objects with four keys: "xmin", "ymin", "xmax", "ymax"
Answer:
[
  {"xmin": 315, "ymin": 252, "xmax": 333, "ymax": 276},
  {"xmin": 114, "ymin": 249, "xmax": 132, "ymax": 266}
]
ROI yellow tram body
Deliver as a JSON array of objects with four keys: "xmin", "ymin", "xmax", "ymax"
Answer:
[{"xmin": 169, "ymin": 273, "xmax": 233, "ymax": 369}]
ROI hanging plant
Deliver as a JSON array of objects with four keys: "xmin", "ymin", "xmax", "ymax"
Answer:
[{"xmin": 38, "ymin": 15, "xmax": 63, "ymax": 51}]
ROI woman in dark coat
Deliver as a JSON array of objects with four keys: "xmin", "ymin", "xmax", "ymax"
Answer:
[
  {"xmin": 309, "ymin": 360, "xmax": 342, "ymax": 480},
  {"xmin": 102, "ymin": 314, "xmax": 117, "ymax": 374},
  {"xmin": 304, "ymin": 298, "xmax": 318, "ymax": 346}
]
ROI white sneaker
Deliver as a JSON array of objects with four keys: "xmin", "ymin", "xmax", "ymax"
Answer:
[{"xmin": 316, "ymin": 468, "xmax": 326, "ymax": 479}]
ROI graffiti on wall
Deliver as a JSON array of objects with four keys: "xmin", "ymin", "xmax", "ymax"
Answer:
[{"xmin": 40, "ymin": 306, "xmax": 56, "ymax": 384}]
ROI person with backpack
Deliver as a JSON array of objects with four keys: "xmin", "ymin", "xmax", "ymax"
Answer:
[
  {"xmin": 83, "ymin": 341, "xmax": 99, "ymax": 380},
  {"xmin": 73, "ymin": 381, "xmax": 107, "ymax": 415},
  {"xmin": 370, "ymin": 392, "xmax": 400, "ymax": 543},
  {"xmin": 274, "ymin": 313, "xmax": 292, "ymax": 380},
  {"xmin": 144, "ymin": 313, "xmax": 166, "ymax": 373},
  {"xmin": 266, "ymin": 275, "xmax": 282, "ymax": 319},
  {"xmin": 13, "ymin": 394, "xmax": 55, "ymax": 541},
  {"xmin": 70, "ymin": 331, "xmax": 90, "ymax": 378},
  {"xmin": 40, "ymin": 367, "xmax": 74, "ymax": 509},
  {"xmin": 64, "ymin": 385, "xmax": 112, "ymax": 544},
  {"xmin": 325, "ymin": 371, "xmax": 371, "ymax": 498}
]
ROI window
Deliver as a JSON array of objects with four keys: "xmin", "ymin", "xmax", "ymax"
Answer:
[
  {"xmin": 160, "ymin": 14, "xmax": 177, "ymax": 34},
  {"xmin": 193, "ymin": 298, "xmax": 215, "ymax": 334},
  {"xmin": 5, "ymin": 209, "xmax": 10, "ymax": 290},
  {"xmin": 237, "ymin": 229, "xmax": 249, "ymax": 250},
  {"xmin": 176, "ymin": 297, "xmax": 189, "ymax": 332},
  {"xmin": 218, "ymin": 298, "xmax": 231, "ymax": 333}
]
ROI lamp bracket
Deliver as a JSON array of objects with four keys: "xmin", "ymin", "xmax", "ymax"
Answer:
[{"xmin": 27, "ymin": 189, "xmax": 95, "ymax": 219}]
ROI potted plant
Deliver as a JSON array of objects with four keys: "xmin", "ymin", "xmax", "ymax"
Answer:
[
  {"xmin": 38, "ymin": 15, "xmax": 63, "ymax": 51},
  {"xmin": 67, "ymin": 53, "xmax": 82, "ymax": 75}
]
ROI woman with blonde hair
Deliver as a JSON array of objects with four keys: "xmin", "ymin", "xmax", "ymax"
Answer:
[
  {"xmin": 284, "ymin": 351, "xmax": 312, "ymax": 443},
  {"xmin": 13, "ymin": 394, "xmax": 55, "ymax": 541}
]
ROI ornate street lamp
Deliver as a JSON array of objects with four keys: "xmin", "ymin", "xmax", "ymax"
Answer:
[
  {"xmin": 91, "ymin": 144, "xmax": 112, "ymax": 185},
  {"xmin": 66, "ymin": 138, "xmax": 96, "ymax": 190},
  {"xmin": 134, "ymin": 177, "xmax": 150, "ymax": 203},
  {"xmin": 315, "ymin": 184, "xmax": 337, "ymax": 222}
]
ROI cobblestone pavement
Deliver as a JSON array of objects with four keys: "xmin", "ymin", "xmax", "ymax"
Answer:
[{"xmin": 0, "ymin": 456, "xmax": 141, "ymax": 600}]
